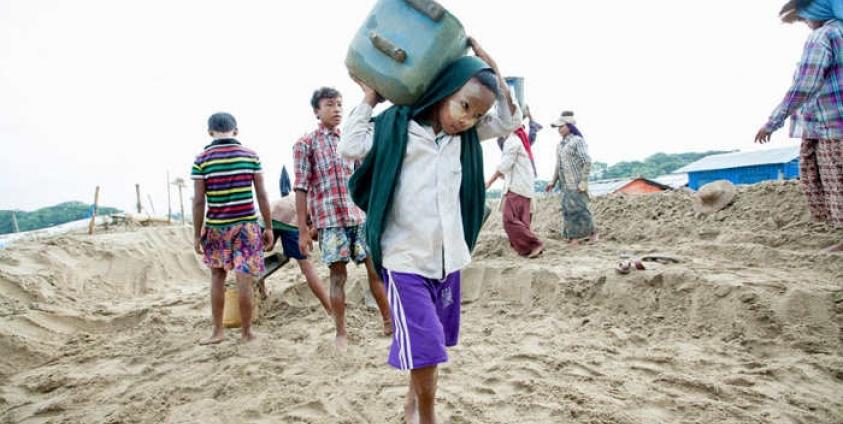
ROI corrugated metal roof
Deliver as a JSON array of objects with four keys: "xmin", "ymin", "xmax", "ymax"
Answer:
[
  {"xmin": 674, "ymin": 146, "xmax": 799, "ymax": 174},
  {"xmin": 588, "ymin": 177, "xmax": 672, "ymax": 196},
  {"xmin": 653, "ymin": 173, "xmax": 688, "ymax": 188},
  {"xmin": 589, "ymin": 178, "xmax": 632, "ymax": 197}
]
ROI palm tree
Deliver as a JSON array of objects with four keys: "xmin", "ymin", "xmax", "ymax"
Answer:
[{"xmin": 171, "ymin": 177, "xmax": 187, "ymax": 225}]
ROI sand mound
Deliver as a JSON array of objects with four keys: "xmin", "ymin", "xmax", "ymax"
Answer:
[
  {"xmin": 0, "ymin": 227, "xmax": 205, "ymax": 377},
  {"xmin": 482, "ymin": 180, "xmax": 842, "ymax": 251},
  {"xmin": 0, "ymin": 181, "xmax": 841, "ymax": 423}
]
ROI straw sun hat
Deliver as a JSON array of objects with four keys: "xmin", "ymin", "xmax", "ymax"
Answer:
[
  {"xmin": 693, "ymin": 180, "xmax": 738, "ymax": 214},
  {"xmin": 551, "ymin": 111, "xmax": 576, "ymax": 128}
]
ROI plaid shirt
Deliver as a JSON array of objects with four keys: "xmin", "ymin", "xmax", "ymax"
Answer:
[
  {"xmin": 766, "ymin": 20, "xmax": 843, "ymax": 139},
  {"xmin": 551, "ymin": 135, "xmax": 591, "ymax": 191},
  {"xmin": 292, "ymin": 124, "xmax": 365, "ymax": 229}
]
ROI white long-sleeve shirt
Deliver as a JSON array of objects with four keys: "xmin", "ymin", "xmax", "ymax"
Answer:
[
  {"xmin": 498, "ymin": 133, "xmax": 535, "ymax": 199},
  {"xmin": 339, "ymin": 97, "xmax": 520, "ymax": 279}
]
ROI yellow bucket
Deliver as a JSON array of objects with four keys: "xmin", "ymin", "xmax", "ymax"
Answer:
[{"xmin": 222, "ymin": 287, "xmax": 260, "ymax": 328}]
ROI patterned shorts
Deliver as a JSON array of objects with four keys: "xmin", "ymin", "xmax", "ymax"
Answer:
[
  {"xmin": 317, "ymin": 226, "xmax": 368, "ymax": 265},
  {"xmin": 201, "ymin": 222, "xmax": 265, "ymax": 276}
]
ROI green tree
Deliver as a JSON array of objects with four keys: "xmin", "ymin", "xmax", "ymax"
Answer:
[
  {"xmin": 601, "ymin": 150, "xmax": 732, "ymax": 180},
  {"xmin": 0, "ymin": 202, "xmax": 121, "ymax": 235}
]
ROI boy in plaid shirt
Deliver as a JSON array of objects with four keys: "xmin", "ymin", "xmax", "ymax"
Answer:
[{"xmin": 293, "ymin": 87, "xmax": 392, "ymax": 351}]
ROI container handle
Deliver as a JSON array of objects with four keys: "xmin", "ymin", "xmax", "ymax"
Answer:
[
  {"xmin": 369, "ymin": 31, "xmax": 407, "ymax": 63},
  {"xmin": 404, "ymin": 0, "xmax": 445, "ymax": 21}
]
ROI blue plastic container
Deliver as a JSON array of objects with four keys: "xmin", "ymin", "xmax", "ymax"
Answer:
[
  {"xmin": 345, "ymin": 0, "xmax": 468, "ymax": 105},
  {"xmin": 504, "ymin": 77, "xmax": 525, "ymax": 112}
]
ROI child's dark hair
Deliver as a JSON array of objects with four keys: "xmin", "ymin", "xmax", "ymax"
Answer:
[
  {"xmin": 473, "ymin": 69, "xmax": 500, "ymax": 97},
  {"xmin": 311, "ymin": 87, "xmax": 341, "ymax": 110},
  {"xmin": 208, "ymin": 112, "xmax": 237, "ymax": 133}
]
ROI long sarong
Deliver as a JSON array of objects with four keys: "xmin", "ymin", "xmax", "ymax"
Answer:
[
  {"xmin": 502, "ymin": 192, "xmax": 542, "ymax": 256},
  {"xmin": 561, "ymin": 189, "xmax": 595, "ymax": 240},
  {"xmin": 801, "ymin": 139, "xmax": 843, "ymax": 228}
]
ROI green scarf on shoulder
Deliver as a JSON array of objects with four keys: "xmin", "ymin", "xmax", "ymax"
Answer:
[{"xmin": 349, "ymin": 56, "xmax": 490, "ymax": 271}]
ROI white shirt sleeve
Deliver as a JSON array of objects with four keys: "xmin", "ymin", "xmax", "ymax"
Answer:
[
  {"xmin": 338, "ymin": 103, "xmax": 375, "ymax": 161},
  {"xmin": 476, "ymin": 93, "xmax": 522, "ymax": 141},
  {"xmin": 497, "ymin": 136, "xmax": 519, "ymax": 174}
]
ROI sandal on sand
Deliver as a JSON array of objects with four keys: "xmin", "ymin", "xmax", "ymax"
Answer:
[{"xmin": 615, "ymin": 260, "xmax": 645, "ymax": 275}]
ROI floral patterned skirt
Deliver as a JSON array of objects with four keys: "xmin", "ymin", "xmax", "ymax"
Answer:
[{"xmin": 201, "ymin": 222, "xmax": 265, "ymax": 276}]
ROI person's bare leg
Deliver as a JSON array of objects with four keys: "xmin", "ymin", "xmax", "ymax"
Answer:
[
  {"xmin": 298, "ymin": 259, "xmax": 332, "ymax": 315},
  {"xmin": 363, "ymin": 257, "xmax": 392, "ymax": 335},
  {"xmin": 411, "ymin": 366, "xmax": 438, "ymax": 424},
  {"xmin": 825, "ymin": 241, "xmax": 843, "ymax": 252},
  {"xmin": 235, "ymin": 272, "xmax": 256, "ymax": 342},
  {"xmin": 329, "ymin": 262, "xmax": 348, "ymax": 351},
  {"xmin": 200, "ymin": 268, "xmax": 226, "ymax": 345},
  {"xmin": 404, "ymin": 379, "xmax": 419, "ymax": 424}
]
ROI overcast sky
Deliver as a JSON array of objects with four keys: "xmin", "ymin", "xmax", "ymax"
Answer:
[{"xmin": 0, "ymin": 1, "xmax": 811, "ymax": 212}]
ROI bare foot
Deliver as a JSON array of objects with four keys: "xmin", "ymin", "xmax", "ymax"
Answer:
[
  {"xmin": 383, "ymin": 318, "xmax": 394, "ymax": 336},
  {"xmin": 404, "ymin": 391, "xmax": 419, "ymax": 424},
  {"xmin": 824, "ymin": 241, "xmax": 843, "ymax": 252},
  {"xmin": 199, "ymin": 331, "xmax": 224, "ymax": 346},
  {"xmin": 240, "ymin": 331, "xmax": 257, "ymax": 343},
  {"xmin": 335, "ymin": 334, "xmax": 348, "ymax": 352},
  {"xmin": 568, "ymin": 239, "xmax": 581, "ymax": 247},
  {"xmin": 527, "ymin": 242, "xmax": 545, "ymax": 258}
]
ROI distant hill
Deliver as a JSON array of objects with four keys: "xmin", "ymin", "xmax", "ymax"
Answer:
[
  {"xmin": 0, "ymin": 202, "xmax": 122, "ymax": 235},
  {"xmin": 593, "ymin": 150, "xmax": 733, "ymax": 180}
]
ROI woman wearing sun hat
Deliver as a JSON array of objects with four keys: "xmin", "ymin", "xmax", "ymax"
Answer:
[{"xmin": 546, "ymin": 111, "xmax": 596, "ymax": 245}]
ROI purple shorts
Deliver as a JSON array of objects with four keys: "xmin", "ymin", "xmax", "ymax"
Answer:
[{"xmin": 382, "ymin": 269, "xmax": 461, "ymax": 370}]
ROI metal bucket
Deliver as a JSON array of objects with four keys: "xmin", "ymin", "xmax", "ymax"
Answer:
[
  {"xmin": 345, "ymin": 0, "xmax": 468, "ymax": 105},
  {"xmin": 504, "ymin": 77, "xmax": 525, "ymax": 113}
]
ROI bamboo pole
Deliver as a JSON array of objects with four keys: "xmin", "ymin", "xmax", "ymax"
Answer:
[
  {"xmin": 147, "ymin": 194, "xmax": 156, "ymax": 215},
  {"xmin": 88, "ymin": 186, "xmax": 100, "ymax": 235},
  {"xmin": 11, "ymin": 211, "xmax": 20, "ymax": 233},
  {"xmin": 174, "ymin": 178, "xmax": 186, "ymax": 225},
  {"xmin": 135, "ymin": 184, "xmax": 142, "ymax": 213},
  {"xmin": 166, "ymin": 171, "xmax": 172, "ymax": 224}
]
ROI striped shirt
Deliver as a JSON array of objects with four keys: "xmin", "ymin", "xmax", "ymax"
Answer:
[
  {"xmin": 551, "ymin": 134, "xmax": 591, "ymax": 191},
  {"xmin": 191, "ymin": 138, "xmax": 263, "ymax": 228},
  {"xmin": 766, "ymin": 20, "xmax": 843, "ymax": 139}
]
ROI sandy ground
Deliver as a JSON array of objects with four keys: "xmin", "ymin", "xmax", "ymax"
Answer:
[{"xmin": 0, "ymin": 181, "xmax": 841, "ymax": 423}]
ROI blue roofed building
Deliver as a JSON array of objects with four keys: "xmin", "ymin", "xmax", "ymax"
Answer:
[{"xmin": 674, "ymin": 146, "xmax": 800, "ymax": 190}]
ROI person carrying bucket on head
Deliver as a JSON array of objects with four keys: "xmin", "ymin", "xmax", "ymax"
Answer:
[
  {"xmin": 486, "ymin": 99, "xmax": 545, "ymax": 258},
  {"xmin": 341, "ymin": 37, "xmax": 520, "ymax": 424}
]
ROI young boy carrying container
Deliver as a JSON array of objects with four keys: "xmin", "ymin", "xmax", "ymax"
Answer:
[
  {"xmin": 192, "ymin": 112, "xmax": 273, "ymax": 344},
  {"xmin": 293, "ymin": 87, "xmax": 393, "ymax": 352},
  {"xmin": 341, "ymin": 38, "xmax": 520, "ymax": 424}
]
